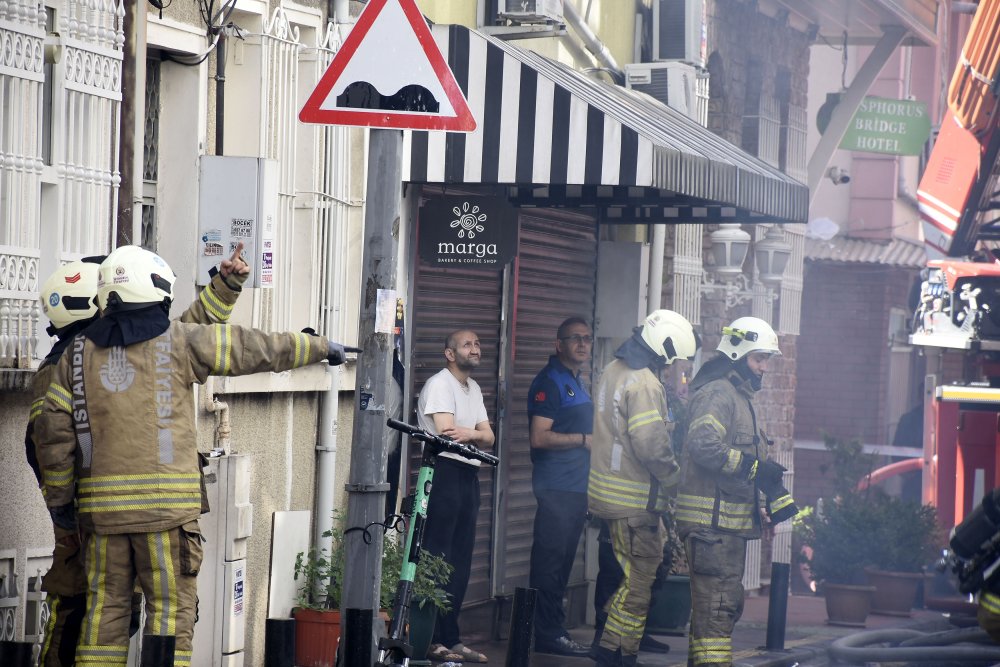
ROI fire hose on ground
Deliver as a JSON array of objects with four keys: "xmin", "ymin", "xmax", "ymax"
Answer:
[{"xmin": 828, "ymin": 627, "xmax": 1000, "ymax": 664}]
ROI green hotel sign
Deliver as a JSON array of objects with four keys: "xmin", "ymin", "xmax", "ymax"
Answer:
[{"xmin": 840, "ymin": 96, "xmax": 931, "ymax": 156}]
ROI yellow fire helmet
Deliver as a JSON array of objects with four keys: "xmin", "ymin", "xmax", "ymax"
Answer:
[
  {"xmin": 40, "ymin": 260, "xmax": 100, "ymax": 331},
  {"xmin": 717, "ymin": 316, "xmax": 781, "ymax": 361},
  {"xmin": 640, "ymin": 309, "xmax": 697, "ymax": 365},
  {"xmin": 97, "ymin": 245, "xmax": 176, "ymax": 312}
]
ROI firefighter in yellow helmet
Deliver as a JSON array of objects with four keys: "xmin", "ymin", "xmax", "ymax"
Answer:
[
  {"xmin": 28, "ymin": 246, "xmax": 250, "ymax": 667},
  {"xmin": 677, "ymin": 316, "xmax": 798, "ymax": 667},
  {"xmin": 33, "ymin": 245, "xmax": 347, "ymax": 667},
  {"xmin": 589, "ymin": 310, "xmax": 699, "ymax": 667}
]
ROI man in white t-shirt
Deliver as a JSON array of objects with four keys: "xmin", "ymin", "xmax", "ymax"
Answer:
[{"xmin": 418, "ymin": 329, "xmax": 495, "ymax": 664}]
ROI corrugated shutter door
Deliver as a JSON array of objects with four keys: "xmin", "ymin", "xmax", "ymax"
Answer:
[
  {"xmin": 411, "ymin": 259, "xmax": 504, "ymax": 606},
  {"xmin": 498, "ymin": 208, "xmax": 598, "ymax": 593}
]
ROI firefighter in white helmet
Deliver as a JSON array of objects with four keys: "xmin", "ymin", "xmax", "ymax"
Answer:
[
  {"xmin": 33, "ymin": 245, "xmax": 347, "ymax": 667},
  {"xmin": 589, "ymin": 309, "xmax": 699, "ymax": 667},
  {"xmin": 28, "ymin": 246, "xmax": 251, "ymax": 667},
  {"xmin": 677, "ymin": 316, "xmax": 797, "ymax": 667}
]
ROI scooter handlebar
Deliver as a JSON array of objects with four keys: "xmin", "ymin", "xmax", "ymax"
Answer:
[{"xmin": 386, "ymin": 419, "xmax": 499, "ymax": 466}]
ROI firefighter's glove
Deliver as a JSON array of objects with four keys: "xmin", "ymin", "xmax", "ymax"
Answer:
[
  {"xmin": 49, "ymin": 503, "xmax": 78, "ymax": 532},
  {"xmin": 737, "ymin": 454, "xmax": 759, "ymax": 481},
  {"xmin": 758, "ymin": 460, "xmax": 787, "ymax": 489},
  {"xmin": 765, "ymin": 490, "xmax": 799, "ymax": 525},
  {"xmin": 327, "ymin": 342, "xmax": 347, "ymax": 366}
]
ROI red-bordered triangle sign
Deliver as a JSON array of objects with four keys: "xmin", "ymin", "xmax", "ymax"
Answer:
[{"xmin": 299, "ymin": 0, "xmax": 476, "ymax": 132}]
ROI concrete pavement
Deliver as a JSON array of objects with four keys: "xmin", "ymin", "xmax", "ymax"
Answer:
[{"xmin": 459, "ymin": 593, "xmax": 965, "ymax": 667}]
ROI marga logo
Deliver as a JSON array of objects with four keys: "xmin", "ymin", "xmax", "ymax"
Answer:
[{"xmin": 438, "ymin": 201, "xmax": 498, "ymax": 260}]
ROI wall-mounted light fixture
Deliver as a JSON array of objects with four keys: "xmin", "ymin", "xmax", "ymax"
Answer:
[{"xmin": 700, "ymin": 224, "xmax": 792, "ymax": 308}]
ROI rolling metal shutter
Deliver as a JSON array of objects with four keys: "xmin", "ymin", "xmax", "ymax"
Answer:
[{"xmin": 494, "ymin": 208, "xmax": 598, "ymax": 595}]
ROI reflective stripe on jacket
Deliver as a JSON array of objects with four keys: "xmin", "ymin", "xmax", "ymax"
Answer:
[
  {"xmin": 677, "ymin": 368, "xmax": 763, "ymax": 539},
  {"xmin": 35, "ymin": 321, "xmax": 328, "ymax": 534},
  {"xmin": 588, "ymin": 359, "xmax": 679, "ymax": 520}
]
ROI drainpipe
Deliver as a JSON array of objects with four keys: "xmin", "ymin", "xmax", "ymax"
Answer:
[
  {"xmin": 562, "ymin": 0, "xmax": 624, "ymax": 83},
  {"xmin": 647, "ymin": 225, "xmax": 665, "ymax": 311},
  {"xmin": 315, "ymin": 365, "xmax": 341, "ymax": 558}
]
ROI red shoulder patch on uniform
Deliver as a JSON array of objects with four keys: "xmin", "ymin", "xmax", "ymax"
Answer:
[{"xmin": 534, "ymin": 391, "xmax": 546, "ymax": 402}]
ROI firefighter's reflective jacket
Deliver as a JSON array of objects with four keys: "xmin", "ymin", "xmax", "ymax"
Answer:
[
  {"xmin": 35, "ymin": 321, "xmax": 327, "ymax": 535},
  {"xmin": 676, "ymin": 366, "xmax": 764, "ymax": 539},
  {"xmin": 25, "ymin": 271, "xmax": 245, "ymax": 488},
  {"xmin": 588, "ymin": 359, "xmax": 680, "ymax": 520}
]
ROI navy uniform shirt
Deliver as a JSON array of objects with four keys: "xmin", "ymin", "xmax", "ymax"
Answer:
[{"xmin": 527, "ymin": 355, "xmax": 593, "ymax": 493}]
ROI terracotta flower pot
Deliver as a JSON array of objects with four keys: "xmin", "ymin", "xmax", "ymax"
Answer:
[
  {"xmin": 866, "ymin": 569, "xmax": 923, "ymax": 617},
  {"xmin": 294, "ymin": 608, "xmax": 341, "ymax": 667},
  {"xmin": 823, "ymin": 583, "xmax": 876, "ymax": 627}
]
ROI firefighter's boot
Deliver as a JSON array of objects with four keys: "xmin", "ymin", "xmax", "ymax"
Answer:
[
  {"xmin": 593, "ymin": 645, "xmax": 621, "ymax": 667},
  {"xmin": 141, "ymin": 634, "xmax": 176, "ymax": 667}
]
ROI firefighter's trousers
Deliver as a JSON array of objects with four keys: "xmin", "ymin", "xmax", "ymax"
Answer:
[
  {"xmin": 76, "ymin": 522, "xmax": 203, "ymax": 667},
  {"xmin": 40, "ymin": 532, "xmax": 88, "ymax": 667},
  {"xmin": 979, "ymin": 591, "xmax": 1000, "ymax": 643},
  {"xmin": 599, "ymin": 514, "xmax": 664, "ymax": 657},
  {"xmin": 684, "ymin": 528, "xmax": 747, "ymax": 667}
]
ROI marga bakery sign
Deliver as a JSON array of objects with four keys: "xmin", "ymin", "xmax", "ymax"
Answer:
[{"xmin": 419, "ymin": 196, "xmax": 517, "ymax": 268}]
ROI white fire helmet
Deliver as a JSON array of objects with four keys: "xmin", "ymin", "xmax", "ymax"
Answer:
[
  {"xmin": 640, "ymin": 309, "xmax": 698, "ymax": 365},
  {"xmin": 40, "ymin": 260, "xmax": 100, "ymax": 331},
  {"xmin": 716, "ymin": 316, "xmax": 781, "ymax": 361},
  {"xmin": 97, "ymin": 245, "xmax": 176, "ymax": 312}
]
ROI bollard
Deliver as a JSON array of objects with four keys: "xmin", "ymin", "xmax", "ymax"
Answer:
[
  {"xmin": 265, "ymin": 617, "xmax": 296, "ymax": 667},
  {"xmin": 342, "ymin": 608, "xmax": 373, "ymax": 667},
  {"xmin": 505, "ymin": 587, "xmax": 537, "ymax": 667},
  {"xmin": 0, "ymin": 640, "xmax": 34, "ymax": 667},
  {"xmin": 765, "ymin": 562, "xmax": 791, "ymax": 650}
]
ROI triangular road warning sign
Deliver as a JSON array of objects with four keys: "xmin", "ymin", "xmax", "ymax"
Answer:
[{"xmin": 299, "ymin": 0, "xmax": 476, "ymax": 132}]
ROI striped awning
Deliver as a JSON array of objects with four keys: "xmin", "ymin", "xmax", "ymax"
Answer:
[{"xmin": 403, "ymin": 24, "xmax": 809, "ymax": 224}]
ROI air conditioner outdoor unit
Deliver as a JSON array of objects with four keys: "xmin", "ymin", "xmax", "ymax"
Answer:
[
  {"xmin": 625, "ymin": 62, "xmax": 708, "ymax": 125},
  {"xmin": 499, "ymin": 0, "xmax": 564, "ymax": 24},
  {"xmin": 653, "ymin": 0, "xmax": 706, "ymax": 66}
]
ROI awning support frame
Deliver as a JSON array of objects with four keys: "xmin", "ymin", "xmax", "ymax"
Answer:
[{"xmin": 807, "ymin": 25, "xmax": 907, "ymax": 202}]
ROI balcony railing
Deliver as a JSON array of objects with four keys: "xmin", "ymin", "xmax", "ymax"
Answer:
[{"xmin": 0, "ymin": 246, "xmax": 41, "ymax": 369}]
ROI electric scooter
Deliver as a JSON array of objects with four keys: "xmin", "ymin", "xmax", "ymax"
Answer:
[{"xmin": 375, "ymin": 418, "xmax": 499, "ymax": 667}]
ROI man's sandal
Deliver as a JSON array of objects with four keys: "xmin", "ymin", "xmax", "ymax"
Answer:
[
  {"xmin": 428, "ymin": 643, "xmax": 464, "ymax": 663},
  {"xmin": 451, "ymin": 643, "xmax": 488, "ymax": 663}
]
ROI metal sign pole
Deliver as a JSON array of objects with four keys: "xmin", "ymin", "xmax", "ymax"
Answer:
[{"xmin": 341, "ymin": 128, "xmax": 403, "ymax": 665}]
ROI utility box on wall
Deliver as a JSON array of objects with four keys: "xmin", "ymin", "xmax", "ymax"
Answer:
[{"xmin": 197, "ymin": 156, "xmax": 277, "ymax": 288}]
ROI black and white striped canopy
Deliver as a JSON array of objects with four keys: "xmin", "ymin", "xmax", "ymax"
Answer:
[{"xmin": 403, "ymin": 24, "xmax": 808, "ymax": 224}]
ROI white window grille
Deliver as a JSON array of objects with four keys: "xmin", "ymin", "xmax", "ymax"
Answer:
[
  {"xmin": 778, "ymin": 224, "xmax": 804, "ymax": 335},
  {"xmin": 742, "ymin": 95, "xmax": 781, "ymax": 169},
  {"xmin": 141, "ymin": 58, "xmax": 160, "ymax": 251},
  {"xmin": 672, "ymin": 223, "xmax": 704, "ymax": 325},
  {"xmin": 306, "ymin": 22, "xmax": 357, "ymax": 344},
  {"xmin": 258, "ymin": 6, "xmax": 302, "ymax": 332}
]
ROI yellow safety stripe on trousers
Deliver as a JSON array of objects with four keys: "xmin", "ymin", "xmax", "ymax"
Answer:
[
  {"xmin": 79, "ymin": 473, "xmax": 201, "ymax": 492},
  {"xmin": 770, "ymin": 494, "xmax": 794, "ymax": 511},
  {"xmin": 605, "ymin": 520, "xmax": 644, "ymax": 640},
  {"xmin": 148, "ymin": 531, "xmax": 179, "ymax": 636},
  {"xmin": 175, "ymin": 649, "xmax": 193, "ymax": 667},
  {"xmin": 675, "ymin": 494, "xmax": 754, "ymax": 530},
  {"xmin": 46, "ymin": 383, "xmax": 72, "ymax": 412},
  {"xmin": 76, "ymin": 644, "xmax": 129, "ymax": 665},
  {"xmin": 982, "ymin": 591, "xmax": 1000, "ymax": 614},
  {"xmin": 627, "ymin": 408, "xmax": 662, "ymax": 432},
  {"xmin": 83, "ymin": 535, "xmax": 110, "ymax": 645},
  {"xmin": 213, "ymin": 324, "xmax": 232, "ymax": 375},
  {"xmin": 199, "ymin": 285, "xmax": 233, "ymax": 321},
  {"xmin": 40, "ymin": 595, "xmax": 59, "ymax": 662},
  {"xmin": 606, "ymin": 605, "xmax": 646, "ymax": 639},
  {"xmin": 30, "ymin": 396, "xmax": 45, "ymax": 422},
  {"xmin": 78, "ymin": 493, "xmax": 202, "ymax": 513},
  {"xmin": 722, "ymin": 449, "xmax": 742, "ymax": 474},
  {"xmin": 689, "ymin": 636, "xmax": 732, "ymax": 665},
  {"xmin": 689, "ymin": 414, "xmax": 727, "ymax": 439},
  {"xmin": 588, "ymin": 470, "xmax": 667, "ymax": 512},
  {"xmin": 293, "ymin": 332, "xmax": 312, "ymax": 368},
  {"xmin": 43, "ymin": 466, "xmax": 74, "ymax": 489}
]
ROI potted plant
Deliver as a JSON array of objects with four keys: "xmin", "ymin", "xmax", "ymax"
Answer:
[
  {"xmin": 798, "ymin": 494, "xmax": 879, "ymax": 626},
  {"xmin": 293, "ymin": 528, "xmax": 345, "ymax": 667},
  {"xmin": 864, "ymin": 495, "xmax": 940, "ymax": 617}
]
